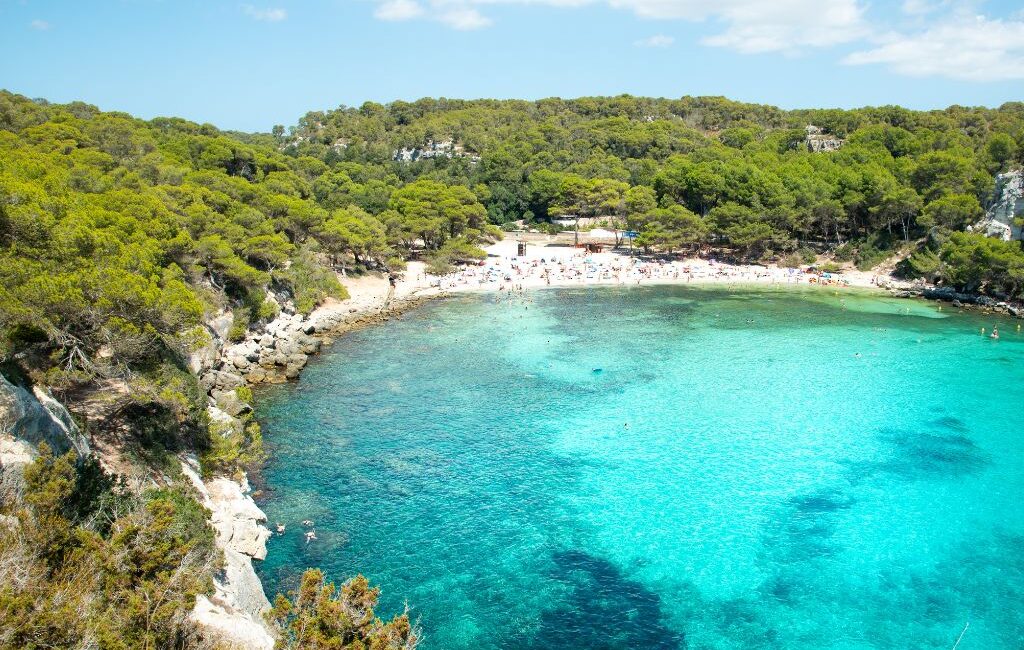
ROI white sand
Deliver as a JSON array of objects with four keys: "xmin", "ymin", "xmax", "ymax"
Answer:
[{"xmin": 430, "ymin": 238, "xmax": 904, "ymax": 294}]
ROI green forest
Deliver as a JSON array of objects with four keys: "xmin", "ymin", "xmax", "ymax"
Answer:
[{"xmin": 1, "ymin": 89, "xmax": 1023, "ymax": 648}]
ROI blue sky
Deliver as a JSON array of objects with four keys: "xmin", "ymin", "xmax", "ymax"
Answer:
[{"xmin": 1, "ymin": 0, "xmax": 1021, "ymax": 132}]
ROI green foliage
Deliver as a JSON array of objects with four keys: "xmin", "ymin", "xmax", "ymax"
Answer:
[
  {"xmin": 902, "ymin": 246, "xmax": 942, "ymax": 280},
  {"xmin": 228, "ymin": 307, "xmax": 250, "ymax": 343},
  {"xmin": 939, "ymin": 232, "xmax": 1024, "ymax": 296},
  {"xmin": 315, "ymin": 205, "xmax": 390, "ymax": 266},
  {"xmin": 918, "ymin": 193, "xmax": 983, "ymax": 231},
  {"xmin": 425, "ymin": 237, "xmax": 487, "ymax": 275},
  {"xmin": 387, "ymin": 179, "xmax": 489, "ymax": 251},
  {"xmin": 0, "ymin": 447, "xmax": 217, "ymax": 649},
  {"xmin": 275, "ymin": 250, "xmax": 348, "ymax": 314},
  {"xmin": 631, "ymin": 204, "xmax": 707, "ymax": 253},
  {"xmin": 270, "ymin": 568, "xmax": 418, "ymax": 650},
  {"xmin": 834, "ymin": 232, "xmax": 900, "ymax": 271},
  {"xmin": 201, "ymin": 417, "xmax": 266, "ymax": 476},
  {"xmin": 275, "ymin": 95, "xmax": 1024, "ymax": 270}
]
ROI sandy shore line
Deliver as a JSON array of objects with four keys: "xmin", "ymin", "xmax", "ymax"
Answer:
[{"xmin": 426, "ymin": 238, "xmax": 907, "ymax": 295}]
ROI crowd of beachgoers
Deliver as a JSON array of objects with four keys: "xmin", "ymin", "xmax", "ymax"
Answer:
[{"xmin": 425, "ymin": 239, "xmax": 890, "ymax": 294}]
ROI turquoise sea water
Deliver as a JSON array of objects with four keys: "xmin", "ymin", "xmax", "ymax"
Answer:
[{"xmin": 256, "ymin": 286, "xmax": 1024, "ymax": 649}]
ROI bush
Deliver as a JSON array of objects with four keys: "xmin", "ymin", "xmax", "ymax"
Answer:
[
  {"xmin": 0, "ymin": 448, "xmax": 217, "ymax": 650},
  {"xmin": 200, "ymin": 417, "xmax": 266, "ymax": 476},
  {"xmin": 228, "ymin": 308, "xmax": 250, "ymax": 342},
  {"xmin": 276, "ymin": 252, "xmax": 347, "ymax": 314},
  {"xmin": 270, "ymin": 569, "xmax": 419, "ymax": 650},
  {"xmin": 780, "ymin": 253, "xmax": 803, "ymax": 268}
]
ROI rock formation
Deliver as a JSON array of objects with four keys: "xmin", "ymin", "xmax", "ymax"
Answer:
[
  {"xmin": 393, "ymin": 138, "xmax": 481, "ymax": 164},
  {"xmin": 805, "ymin": 125, "xmax": 844, "ymax": 153},
  {"xmin": 0, "ymin": 373, "xmax": 90, "ymax": 466},
  {"xmin": 181, "ymin": 458, "xmax": 275, "ymax": 650},
  {"xmin": 971, "ymin": 169, "xmax": 1023, "ymax": 241}
]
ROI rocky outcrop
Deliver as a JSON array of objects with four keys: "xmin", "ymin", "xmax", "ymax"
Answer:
[
  {"xmin": 0, "ymin": 373, "xmax": 90, "ymax": 466},
  {"xmin": 394, "ymin": 138, "xmax": 481, "ymax": 164},
  {"xmin": 179, "ymin": 280, "xmax": 439, "ymax": 646},
  {"xmin": 218, "ymin": 312, "xmax": 321, "ymax": 385},
  {"xmin": 971, "ymin": 169, "xmax": 1023, "ymax": 241},
  {"xmin": 189, "ymin": 311, "xmax": 234, "ymax": 375},
  {"xmin": 889, "ymin": 285, "xmax": 1024, "ymax": 318},
  {"xmin": 805, "ymin": 125, "xmax": 844, "ymax": 153},
  {"xmin": 207, "ymin": 291, "xmax": 436, "ymax": 387},
  {"xmin": 181, "ymin": 457, "xmax": 275, "ymax": 650}
]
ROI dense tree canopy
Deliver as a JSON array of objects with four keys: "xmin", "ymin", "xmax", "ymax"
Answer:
[{"xmin": 277, "ymin": 94, "xmax": 1024, "ymax": 295}]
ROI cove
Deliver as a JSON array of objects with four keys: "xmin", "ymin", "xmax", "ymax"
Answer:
[{"xmin": 255, "ymin": 286, "xmax": 1024, "ymax": 649}]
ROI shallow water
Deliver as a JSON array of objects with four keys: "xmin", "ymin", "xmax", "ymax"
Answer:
[{"xmin": 256, "ymin": 286, "xmax": 1024, "ymax": 649}]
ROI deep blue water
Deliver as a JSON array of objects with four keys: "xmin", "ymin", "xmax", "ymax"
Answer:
[{"xmin": 256, "ymin": 286, "xmax": 1024, "ymax": 649}]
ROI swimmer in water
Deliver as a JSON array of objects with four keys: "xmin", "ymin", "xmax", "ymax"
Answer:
[{"xmin": 991, "ymin": 327, "xmax": 999, "ymax": 340}]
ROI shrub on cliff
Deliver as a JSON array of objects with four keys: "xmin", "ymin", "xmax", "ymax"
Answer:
[
  {"xmin": 269, "ymin": 568, "xmax": 418, "ymax": 650},
  {"xmin": 0, "ymin": 445, "xmax": 220, "ymax": 649}
]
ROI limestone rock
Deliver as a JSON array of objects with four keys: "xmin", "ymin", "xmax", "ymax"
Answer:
[
  {"xmin": 191, "ymin": 594, "xmax": 275, "ymax": 650},
  {"xmin": 180, "ymin": 458, "xmax": 275, "ymax": 648},
  {"xmin": 200, "ymin": 370, "xmax": 240, "ymax": 394},
  {"xmin": 208, "ymin": 405, "xmax": 244, "ymax": 435},
  {"xmin": 209, "ymin": 311, "xmax": 235, "ymax": 342},
  {"xmin": 188, "ymin": 338, "xmax": 219, "ymax": 375},
  {"xmin": 973, "ymin": 169, "xmax": 1024, "ymax": 241},
  {"xmin": 0, "ymin": 435, "xmax": 34, "ymax": 466},
  {"xmin": 804, "ymin": 124, "xmax": 844, "ymax": 153},
  {"xmin": 0, "ymin": 373, "xmax": 89, "ymax": 462},
  {"xmin": 211, "ymin": 390, "xmax": 252, "ymax": 418}
]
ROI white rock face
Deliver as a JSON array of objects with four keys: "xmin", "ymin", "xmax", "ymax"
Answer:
[
  {"xmin": 977, "ymin": 169, "xmax": 1024, "ymax": 240},
  {"xmin": 181, "ymin": 458, "xmax": 275, "ymax": 649},
  {"xmin": 192, "ymin": 594, "xmax": 276, "ymax": 650},
  {"xmin": 805, "ymin": 124, "xmax": 844, "ymax": 153},
  {"xmin": 215, "ymin": 310, "xmax": 322, "ymax": 384},
  {"xmin": 205, "ymin": 476, "xmax": 272, "ymax": 560},
  {"xmin": 0, "ymin": 436, "xmax": 34, "ymax": 466},
  {"xmin": 0, "ymin": 374, "xmax": 90, "ymax": 465}
]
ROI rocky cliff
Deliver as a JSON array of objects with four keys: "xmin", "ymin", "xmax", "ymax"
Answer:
[
  {"xmin": 0, "ymin": 374, "xmax": 90, "ymax": 467},
  {"xmin": 805, "ymin": 125, "xmax": 844, "ymax": 153},
  {"xmin": 181, "ymin": 458, "xmax": 275, "ymax": 650},
  {"xmin": 973, "ymin": 169, "xmax": 1024, "ymax": 241}
]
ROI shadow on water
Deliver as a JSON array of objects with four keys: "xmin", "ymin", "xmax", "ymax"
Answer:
[
  {"xmin": 874, "ymin": 427, "xmax": 988, "ymax": 478},
  {"xmin": 760, "ymin": 486, "xmax": 857, "ymax": 573},
  {"xmin": 932, "ymin": 415, "xmax": 969, "ymax": 433},
  {"xmin": 511, "ymin": 549, "xmax": 686, "ymax": 650}
]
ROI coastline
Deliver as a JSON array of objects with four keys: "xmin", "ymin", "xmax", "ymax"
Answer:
[{"xmin": 218, "ymin": 239, "xmax": 1017, "ymax": 646}]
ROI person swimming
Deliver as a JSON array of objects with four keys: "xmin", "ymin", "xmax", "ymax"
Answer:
[{"xmin": 991, "ymin": 327, "xmax": 999, "ymax": 340}]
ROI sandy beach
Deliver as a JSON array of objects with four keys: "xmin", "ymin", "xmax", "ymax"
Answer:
[{"xmin": 424, "ymin": 238, "xmax": 905, "ymax": 295}]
